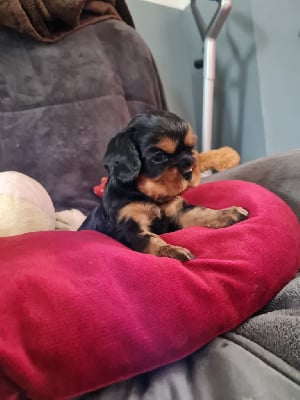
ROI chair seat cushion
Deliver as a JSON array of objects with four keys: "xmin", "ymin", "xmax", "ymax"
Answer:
[
  {"xmin": 0, "ymin": 180, "xmax": 299, "ymax": 399},
  {"xmin": 0, "ymin": 20, "xmax": 167, "ymax": 214}
]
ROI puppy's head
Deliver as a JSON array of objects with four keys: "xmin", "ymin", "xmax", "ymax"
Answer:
[{"xmin": 104, "ymin": 110, "xmax": 200, "ymax": 202}]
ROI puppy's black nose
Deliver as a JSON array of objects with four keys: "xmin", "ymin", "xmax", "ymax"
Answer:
[
  {"xmin": 182, "ymin": 169, "xmax": 193, "ymax": 181},
  {"xmin": 178, "ymin": 154, "xmax": 194, "ymax": 180}
]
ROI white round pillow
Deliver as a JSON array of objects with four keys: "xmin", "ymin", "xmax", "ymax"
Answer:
[{"xmin": 0, "ymin": 171, "xmax": 56, "ymax": 237}]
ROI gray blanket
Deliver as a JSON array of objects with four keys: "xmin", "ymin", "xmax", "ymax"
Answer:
[
  {"xmin": 0, "ymin": 0, "xmax": 126, "ymax": 43},
  {"xmin": 233, "ymin": 272, "xmax": 300, "ymax": 371},
  {"xmin": 202, "ymin": 149, "xmax": 300, "ymax": 219},
  {"xmin": 75, "ymin": 336, "xmax": 300, "ymax": 400}
]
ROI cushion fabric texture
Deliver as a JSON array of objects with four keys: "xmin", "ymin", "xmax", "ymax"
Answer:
[{"xmin": 0, "ymin": 180, "xmax": 299, "ymax": 400}]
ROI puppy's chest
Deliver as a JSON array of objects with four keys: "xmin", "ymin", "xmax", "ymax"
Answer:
[
  {"xmin": 118, "ymin": 198, "xmax": 183, "ymax": 235},
  {"xmin": 142, "ymin": 203, "xmax": 180, "ymax": 234},
  {"xmin": 150, "ymin": 213, "xmax": 178, "ymax": 235}
]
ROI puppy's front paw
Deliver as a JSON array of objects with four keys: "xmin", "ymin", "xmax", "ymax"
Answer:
[
  {"xmin": 156, "ymin": 244, "xmax": 194, "ymax": 262},
  {"xmin": 219, "ymin": 206, "xmax": 248, "ymax": 227}
]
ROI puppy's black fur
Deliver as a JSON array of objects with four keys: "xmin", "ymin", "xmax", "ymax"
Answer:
[{"xmin": 79, "ymin": 110, "xmax": 248, "ymax": 261}]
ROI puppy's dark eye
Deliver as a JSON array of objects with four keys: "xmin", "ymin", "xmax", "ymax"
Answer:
[{"xmin": 152, "ymin": 152, "xmax": 168, "ymax": 164}]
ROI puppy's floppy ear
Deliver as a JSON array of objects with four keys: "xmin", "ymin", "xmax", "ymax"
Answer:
[{"xmin": 104, "ymin": 130, "xmax": 141, "ymax": 183}]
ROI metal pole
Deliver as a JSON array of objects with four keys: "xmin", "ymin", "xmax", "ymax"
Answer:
[
  {"xmin": 191, "ymin": 0, "xmax": 207, "ymax": 41},
  {"xmin": 192, "ymin": 0, "xmax": 232, "ymax": 151}
]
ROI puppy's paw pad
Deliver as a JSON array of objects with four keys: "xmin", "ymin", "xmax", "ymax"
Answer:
[{"xmin": 156, "ymin": 245, "xmax": 194, "ymax": 262}]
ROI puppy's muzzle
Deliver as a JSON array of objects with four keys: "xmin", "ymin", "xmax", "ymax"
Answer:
[{"xmin": 177, "ymin": 154, "xmax": 195, "ymax": 181}]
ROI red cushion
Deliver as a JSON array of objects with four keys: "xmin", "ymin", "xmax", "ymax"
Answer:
[{"xmin": 0, "ymin": 181, "xmax": 299, "ymax": 399}]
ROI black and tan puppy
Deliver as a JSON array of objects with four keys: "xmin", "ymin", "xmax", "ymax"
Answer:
[{"xmin": 79, "ymin": 110, "xmax": 248, "ymax": 261}]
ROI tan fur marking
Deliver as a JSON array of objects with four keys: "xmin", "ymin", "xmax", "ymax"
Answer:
[
  {"xmin": 141, "ymin": 232, "xmax": 167, "ymax": 255},
  {"xmin": 141, "ymin": 232, "xmax": 194, "ymax": 261},
  {"xmin": 184, "ymin": 127, "xmax": 197, "ymax": 147},
  {"xmin": 118, "ymin": 202, "xmax": 161, "ymax": 231},
  {"xmin": 161, "ymin": 197, "xmax": 184, "ymax": 219},
  {"xmin": 137, "ymin": 153, "xmax": 201, "ymax": 202},
  {"xmin": 178, "ymin": 207, "xmax": 212, "ymax": 228},
  {"xmin": 155, "ymin": 137, "xmax": 177, "ymax": 154},
  {"xmin": 137, "ymin": 168, "xmax": 188, "ymax": 202},
  {"xmin": 189, "ymin": 150, "xmax": 201, "ymax": 187},
  {"xmin": 178, "ymin": 206, "xmax": 248, "ymax": 229}
]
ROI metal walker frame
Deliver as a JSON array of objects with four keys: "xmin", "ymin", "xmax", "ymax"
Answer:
[{"xmin": 191, "ymin": 0, "xmax": 232, "ymax": 151}]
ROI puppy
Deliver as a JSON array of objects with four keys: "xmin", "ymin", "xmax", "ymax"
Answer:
[{"xmin": 79, "ymin": 110, "xmax": 248, "ymax": 261}]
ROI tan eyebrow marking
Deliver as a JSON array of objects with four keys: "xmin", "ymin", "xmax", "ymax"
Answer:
[
  {"xmin": 155, "ymin": 137, "xmax": 178, "ymax": 154},
  {"xmin": 184, "ymin": 127, "xmax": 197, "ymax": 147}
]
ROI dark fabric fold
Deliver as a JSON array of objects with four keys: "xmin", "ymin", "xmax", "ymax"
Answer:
[{"xmin": 0, "ymin": 0, "xmax": 134, "ymax": 42}]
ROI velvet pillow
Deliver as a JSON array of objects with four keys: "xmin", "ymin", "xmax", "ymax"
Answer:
[{"xmin": 0, "ymin": 181, "xmax": 299, "ymax": 400}]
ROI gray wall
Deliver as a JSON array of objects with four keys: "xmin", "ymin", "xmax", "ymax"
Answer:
[
  {"xmin": 251, "ymin": 0, "xmax": 300, "ymax": 156},
  {"xmin": 126, "ymin": 0, "xmax": 198, "ymax": 133},
  {"xmin": 127, "ymin": 0, "xmax": 300, "ymax": 162}
]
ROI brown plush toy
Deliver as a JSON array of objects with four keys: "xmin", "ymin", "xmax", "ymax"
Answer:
[
  {"xmin": 93, "ymin": 146, "xmax": 240, "ymax": 197},
  {"xmin": 195, "ymin": 146, "xmax": 240, "ymax": 173}
]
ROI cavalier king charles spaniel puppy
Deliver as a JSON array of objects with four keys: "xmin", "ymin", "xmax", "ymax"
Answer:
[{"xmin": 79, "ymin": 110, "xmax": 248, "ymax": 261}]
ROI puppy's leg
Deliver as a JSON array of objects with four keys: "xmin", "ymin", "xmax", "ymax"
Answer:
[
  {"xmin": 162, "ymin": 197, "xmax": 248, "ymax": 229},
  {"xmin": 179, "ymin": 205, "xmax": 248, "ymax": 228},
  {"xmin": 141, "ymin": 232, "xmax": 194, "ymax": 261},
  {"xmin": 118, "ymin": 202, "xmax": 194, "ymax": 261}
]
